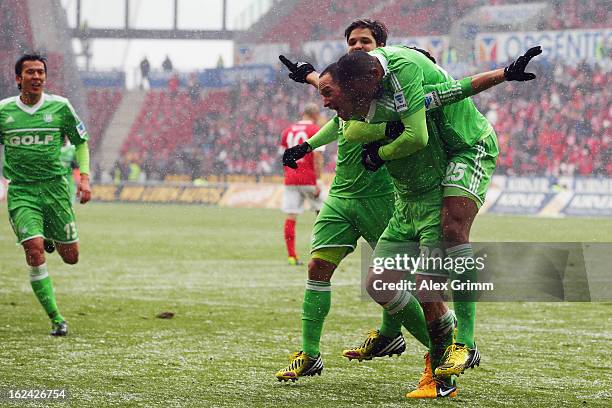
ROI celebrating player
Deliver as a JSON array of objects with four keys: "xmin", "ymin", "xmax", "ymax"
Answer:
[
  {"xmin": 334, "ymin": 45, "xmax": 541, "ymax": 383},
  {"xmin": 0, "ymin": 54, "xmax": 92, "ymax": 336},
  {"xmin": 279, "ymin": 24, "xmax": 541, "ymax": 396},
  {"xmin": 280, "ymin": 103, "xmax": 324, "ymax": 265}
]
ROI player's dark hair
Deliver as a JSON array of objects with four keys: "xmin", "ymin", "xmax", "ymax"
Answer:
[
  {"xmin": 407, "ymin": 46, "xmax": 437, "ymax": 64},
  {"xmin": 344, "ymin": 19, "xmax": 388, "ymax": 47},
  {"xmin": 15, "ymin": 54, "xmax": 47, "ymax": 91},
  {"xmin": 337, "ymin": 51, "xmax": 377, "ymax": 90},
  {"xmin": 320, "ymin": 62, "xmax": 339, "ymax": 81},
  {"xmin": 15, "ymin": 54, "xmax": 47, "ymax": 76}
]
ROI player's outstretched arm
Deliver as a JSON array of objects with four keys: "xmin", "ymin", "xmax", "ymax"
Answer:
[
  {"xmin": 282, "ymin": 117, "xmax": 340, "ymax": 169},
  {"xmin": 279, "ymin": 55, "xmax": 320, "ymax": 88},
  {"xmin": 75, "ymin": 142, "xmax": 91, "ymax": 204},
  {"xmin": 471, "ymin": 45, "xmax": 542, "ymax": 93},
  {"xmin": 342, "ymin": 120, "xmax": 387, "ymax": 143}
]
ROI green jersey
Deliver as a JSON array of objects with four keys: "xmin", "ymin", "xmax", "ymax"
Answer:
[
  {"xmin": 349, "ymin": 78, "xmax": 476, "ymax": 196},
  {"xmin": 369, "ymin": 46, "xmax": 493, "ymax": 151},
  {"xmin": 0, "ymin": 93, "xmax": 89, "ymax": 183},
  {"xmin": 319, "ymin": 116, "xmax": 395, "ymax": 199}
]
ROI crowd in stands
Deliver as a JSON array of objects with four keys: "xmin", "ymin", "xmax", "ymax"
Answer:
[
  {"xmin": 115, "ymin": 57, "xmax": 610, "ymax": 181},
  {"xmin": 474, "ymin": 59, "xmax": 611, "ymax": 176},
  {"xmin": 258, "ymin": 0, "xmax": 608, "ymax": 46},
  {"xmin": 118, "ymin": 72, "xmax": 329, "ymax": 182}
]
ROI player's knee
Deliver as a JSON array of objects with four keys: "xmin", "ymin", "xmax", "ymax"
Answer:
[
  {"xmin": 24, "ymin": 245, "xmax": 45, "ymax": 266},
  {"xmin": 365, "ymin": 268, "xmax": 385, "ymax": 305},
  {"xmin": 415, "ymin": 275, "xmax": 444, "ymax": 304},
  {"xmin": 308, "ymin": 258, "xmax": 336, "ymax": 282},
  {"xmin": 442, "ymin": 216, "xmax": 469, "ymax": 244},
  {"xmin": 61, "ymin": 252, "xmax": 79, "ymax": 265},
  {"xmin": 58, "ymin": 246, "xmax": 79, "ymax": 265}
]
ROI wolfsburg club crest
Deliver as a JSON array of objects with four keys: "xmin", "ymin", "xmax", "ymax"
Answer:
[{"xmin": 43, "ymin": 113, "xmax": 53, "ymax": 123}]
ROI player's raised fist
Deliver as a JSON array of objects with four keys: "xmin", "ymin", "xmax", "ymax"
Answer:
[
  {"xmin": 504, "ymin": 46, "xmax": 542, "ymax": 82},
  {"xmin": 279, "ymin": 55, "xmax": 315, "ymax": 84},
  {"xmin": 283, "ymin": 142, "xmax": 312, "ymax": 169},
  {"xmin": 362, "ymin": 142, "xmax": 386, "ymax": 171}
]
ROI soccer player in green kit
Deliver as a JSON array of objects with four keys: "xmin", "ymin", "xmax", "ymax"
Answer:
[
  {"xmin": 332, "ymin": 44, "xmax": 541, "ymax": 392},
  {"xmin": 0, "ymin": 54, "xmax": 92, "ymax": 336}
]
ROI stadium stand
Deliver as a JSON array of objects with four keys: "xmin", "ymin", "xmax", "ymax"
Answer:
[
  {"xmin": 474, "ymin": 60, "xmax": 611, "ymax": 176},
  {"xmin": 116, "ymin": 57, "xmax": 609, "ymax": 180},
  {"xmin": 248, "ymin": 0, "xmax": 609, "ymax": 44},
  {"xmin": 86, "ymin": 89, "xmax": 123, "ymax": 154},
  {"xmin": 119, "ymin": 76, "xmax": 327, "ymax": 181}
]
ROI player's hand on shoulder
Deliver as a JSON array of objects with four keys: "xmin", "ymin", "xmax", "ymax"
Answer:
[
  {"xmin": 279, "ymin": 55, "xmax": 315, "ymax": 84},
  {"xmin": 362, "ymin": 142, "xmax": 386, "ymax": 171},
  {"xmin": 78, "ymin": 174, "xmax": 91, "ymax": 204},
  {"xmin": 504, "ymin": 46, "xmax": 542, "ymax": 82},
  {"xmin": 283, "ymin": 142, "xmax": 312, "ymax": 169}
]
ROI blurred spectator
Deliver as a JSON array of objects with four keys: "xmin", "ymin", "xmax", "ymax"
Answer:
[
  {"xmin": 139, "ymin": 57, "xmax": 150, "ymax": 90},
  {"xmin": 168, "ymin": 74, "xmax": 179, "ymax": 97},
  {"xmin": 162, "ymin": 55, "xmax": 173, "ymax": 72},
  {"xmin": 187, "ymin": 73, "xmax": 201, "ymax": 105}
]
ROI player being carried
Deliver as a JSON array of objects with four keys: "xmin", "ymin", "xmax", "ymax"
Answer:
[
  {"xmin": 280, "ymin": 103, "xmax": 324, "ymax": 266},
  {"xmin": 0, "ymin": 54, "xmax": 92, "ymax": 336},
  {"xmin": 329, "ymin": 43, "xmax": 540, "ymax": 394}
]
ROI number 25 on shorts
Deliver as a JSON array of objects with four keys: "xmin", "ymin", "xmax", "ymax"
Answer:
[{"xmin": 444, "ymin": 162, "xmax": 467, "ymax": 183}]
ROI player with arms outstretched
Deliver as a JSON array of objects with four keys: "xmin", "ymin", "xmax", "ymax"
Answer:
[
  {"xmin": 0, "ymin": 54, "xmax": 92, "ymax": 336},
  {"xmin": 334, "ymin": 45, "xmax": 541, "ymax": 384},
  {"xmin": 280, "ymin": 103, "xmax": 324, "ymax": 265}
]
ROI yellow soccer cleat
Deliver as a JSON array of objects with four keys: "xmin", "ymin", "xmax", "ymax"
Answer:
[
  {"xmin": 435, "ymin": 343, "xmax": 481, "ymax": 377},
  {"xmin": 275, "ymin": 351, "xmax": 323, "ymax": 382},
  {"xmin": 406, "ymin": 379, "xmax": 458, "ymax": 399},
  {"xmin": 342, "ymin": 330, "xmax": 406, "ymax": 361}
]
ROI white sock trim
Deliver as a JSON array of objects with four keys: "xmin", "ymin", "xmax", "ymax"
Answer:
[{"xmin": 30, "ymin": 263, "xmax": 49, "ymax": 282}]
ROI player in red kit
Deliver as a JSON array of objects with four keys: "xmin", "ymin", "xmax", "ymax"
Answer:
[{"xmin": 280, "ymin": 103, "xmax": 325, "ymax": 265}]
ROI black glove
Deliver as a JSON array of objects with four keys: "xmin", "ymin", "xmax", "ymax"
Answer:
[
  {"xmin": 283, "ymin": 142, "xmax": 312, "ymax": 169},
  {"xmin": 385, "ymin": 121, "xmax": 405, "ymax": 140},
  {"xmin": 362, "ymin": 142, "xmax": 385, "ymax": 171},
  {"xmin": 504, "ymin": 46, "xmax": 542, "ymax": 81},
  {"xmin": 279, "ymin": 55, "xmax": 315, "ymax": 84}
]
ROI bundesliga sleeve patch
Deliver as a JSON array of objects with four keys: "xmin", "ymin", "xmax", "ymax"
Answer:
[
  {"xmin": 76, "ymin": 121, "xmax": 87, "ymax": 137},
  {"xmin": 393, "ymin": 91, "xmax": 407, "ymax": 112},
  {"xmin": 424, "ymin": 92, "xmax": 442, "ymax": 111}
]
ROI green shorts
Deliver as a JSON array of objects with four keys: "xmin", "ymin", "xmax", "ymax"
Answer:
[
  {"xmin": 442, "ymin": 131, "xmax": 499, "ymax": 207},
  {"xmin": 311, "ymin": 193, "xmax": 395, "ymax": 255},
  {"xmin": 373, "ymin": 187, "xmax": 446, "ymax": 277},
  {"xmin": 7, "ymin": 176, "xmax": 78, "ymax": 244}
]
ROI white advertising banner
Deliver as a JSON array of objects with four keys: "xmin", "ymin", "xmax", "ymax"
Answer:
[{"xmin": 475, "ymin": 29, "xmax": 612, "ymax": 65}]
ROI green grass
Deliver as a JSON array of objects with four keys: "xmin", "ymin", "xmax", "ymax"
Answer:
[{"xmin": 0, "ymin": 203, "xmax": 610, "ymax": 407}]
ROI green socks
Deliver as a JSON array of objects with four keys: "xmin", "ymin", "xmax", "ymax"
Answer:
[
  {"xmin": 30, "ymin": 263, "xmax": 63, "ymax": 323},
  {"xmin": 447, "ymin": 244, "xmax": 477, "ymax": 348},
  {"xmin": 301, "ymin": 280, "xmax": 331, "ymax": 357},
  {"xmin": 427, "ymin": 309, "xmax": 455, "ymax": 372},
  {"xmin": 381, "ymin": 290, "xmax": 429, "ymax": 348}
]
